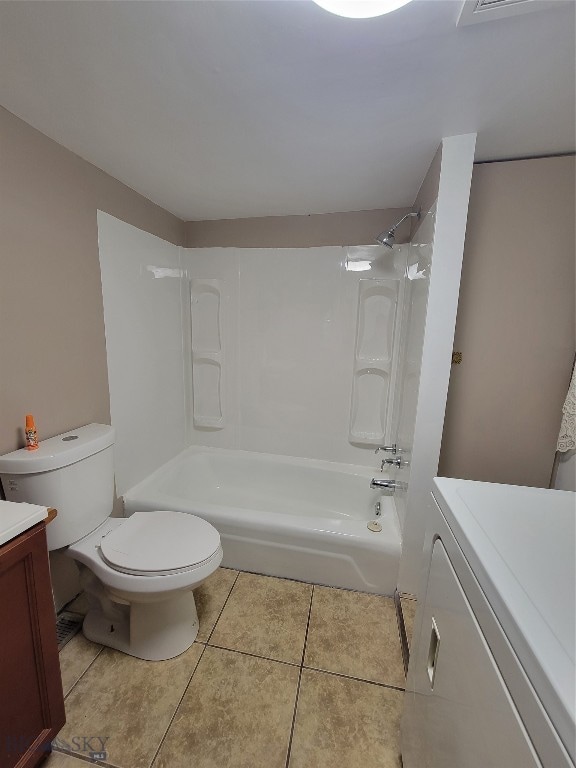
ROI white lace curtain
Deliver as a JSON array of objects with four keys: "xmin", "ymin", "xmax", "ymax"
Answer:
[{"xmin": 557, "ymin": 361, "xmax": 576, "ymax": 453}]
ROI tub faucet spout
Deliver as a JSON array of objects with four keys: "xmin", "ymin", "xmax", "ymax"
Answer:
[{"xmin": 370, "ymin": 478, "xmax": 406, "ymax": 494}]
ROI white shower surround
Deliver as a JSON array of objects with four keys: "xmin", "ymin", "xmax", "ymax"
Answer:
[
  {"xmin": 123, "ymin": 446, "xmax": 402, "ymax": 594},
  {"xmin": 98, "ymin": 212, "xmax": 410, "ymax": 497}
]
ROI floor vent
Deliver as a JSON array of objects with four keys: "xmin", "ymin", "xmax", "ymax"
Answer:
[{"xmin": 56, "ymin": 611, "xmax": 83, "ymax": 651}]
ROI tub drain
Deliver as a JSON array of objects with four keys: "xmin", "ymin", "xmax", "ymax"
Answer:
[
  {"xmin": 367, "ymin": 520, "xmax": 382, "ymax": 533},
  {"xmin": 56, "ymin": 611, "xmax": 83, "ymax": 651}
]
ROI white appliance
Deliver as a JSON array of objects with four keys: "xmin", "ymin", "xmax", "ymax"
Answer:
[{"xmin": 401, "ymin": 478, "xmax": 575, "ymax": 768}]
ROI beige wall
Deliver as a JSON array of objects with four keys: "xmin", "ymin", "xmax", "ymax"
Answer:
[
  {"xmin": 185, "ymin": 207, "xmax": 412, "ymax": 248},
  {"xmin": 439, "ymin": 155, "xmax": 576, "ymax": 487},
  {"xmin": 0, "ymin": 107, "xmax": 185, "ymax": 456}
]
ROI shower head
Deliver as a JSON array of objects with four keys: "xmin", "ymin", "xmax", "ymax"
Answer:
[
  {"xmin": 375, "ymin": 209, "xmax": 421, "ymax": 248},
  {"xmin": 375, "ymin": 230, "xmax": 396, "ymax": 248}
]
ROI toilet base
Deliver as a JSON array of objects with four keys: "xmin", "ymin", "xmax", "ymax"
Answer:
[{"xmin": 82, "ymin": 590, "xmax": 199, "ymax": 661}]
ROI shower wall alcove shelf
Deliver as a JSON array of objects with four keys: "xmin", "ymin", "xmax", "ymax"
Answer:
[
  {"xmin": 190, "ymin": 279, "xmax": 224, "ymax": 429},
  {"xmin": 349, "ymin": 278, "xmax": 403, "ymax": 445}
]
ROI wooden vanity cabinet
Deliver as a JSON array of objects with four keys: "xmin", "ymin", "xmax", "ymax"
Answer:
[{"xmin": 0, "ymin": 522, "xmax": 65, "ymax": 768}]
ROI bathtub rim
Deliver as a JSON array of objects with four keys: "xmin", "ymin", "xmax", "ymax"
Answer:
[
  {"xmin": 122, "ymin": 445, "xmax": 402, "ymax": 594},
  {"xmin": 123, "ymin": 444, "xmax": 399, "ymax": 535},
  {"xmin": 124, "ymin": 443, "xmax": 393, "ymax": 495}
]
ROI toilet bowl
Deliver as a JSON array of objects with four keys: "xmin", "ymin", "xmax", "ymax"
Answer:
[
  {"xmin": 69, "ymin": 511, "xmax": 222, "ymax": 660},
  {"xmin": 0, "ymin": 424, "xmax": 222, "ymax": 660}
]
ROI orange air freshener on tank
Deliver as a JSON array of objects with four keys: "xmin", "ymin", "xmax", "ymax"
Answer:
[{"xmin": 25, "ymin": 414, "xmax": 39, "ymax": 450}]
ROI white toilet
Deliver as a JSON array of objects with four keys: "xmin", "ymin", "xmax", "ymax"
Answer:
[{"xmin": 0, "ymin": 423, "xmax": 222, "ymax": 661}]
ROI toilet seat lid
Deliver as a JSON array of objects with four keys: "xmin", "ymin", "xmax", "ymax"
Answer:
[{"xmin": 99, "ymin": 511, "xmax": 220, "ymax": 575}]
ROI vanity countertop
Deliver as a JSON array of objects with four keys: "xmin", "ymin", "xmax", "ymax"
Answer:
[{"xmin": 0, "ymin": 499, "xmax": 48, "ymax": 546}]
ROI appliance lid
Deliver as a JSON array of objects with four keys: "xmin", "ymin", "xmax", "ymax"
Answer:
[
  {"xmin": 99, "ymin": 510, "xmax": 221, "ymax": 574},
  {"xmin": 433, "ymin": 477, "xmax": 575, "ymax": 763},
  {"xmin": 0, "ymin": 423, "xmax": 114, "ymax": 474}
]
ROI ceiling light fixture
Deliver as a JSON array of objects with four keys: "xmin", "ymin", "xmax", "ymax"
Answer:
[{"xmin": 313, "ymin": 0, "xmax": 413, "ymax": 18}]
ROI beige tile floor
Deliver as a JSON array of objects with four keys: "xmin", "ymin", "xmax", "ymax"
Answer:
[{"xmin": 50, "ymin": 569, "xmax": 406, "ymax": 768}]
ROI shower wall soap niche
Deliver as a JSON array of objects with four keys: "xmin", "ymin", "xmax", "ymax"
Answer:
[
  {"xmin": 190, "ymin": 279, "xmax": 224, "ymax": 429},
  {"xmin": 349, "ymin": 279, "xmax": 402, "ymax": 445}
]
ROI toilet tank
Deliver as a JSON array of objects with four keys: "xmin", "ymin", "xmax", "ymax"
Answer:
[{"xmin": 0, "ymin": 424, "xmax": 115, "ymax": 551}]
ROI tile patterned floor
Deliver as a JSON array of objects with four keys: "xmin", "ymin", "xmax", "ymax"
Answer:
[
  {"xmin": 209, "ymin": 571, "xmax": 312, "ymax": 664},
  {"xmin": 44, "ymin": 752, "xmax": 88, "ymax": 767},
  {"xmin": 304, "ymin": 585, "xmax": 404, "ymax": 687},
  {"xmin": 52, "ymin": 569, "xmax": 405, "ymax": 768}
]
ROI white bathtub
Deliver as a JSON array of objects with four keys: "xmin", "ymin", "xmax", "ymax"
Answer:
[{"xmin": 123, "ymin": 447, "xmax": 402, "ymax": 594}]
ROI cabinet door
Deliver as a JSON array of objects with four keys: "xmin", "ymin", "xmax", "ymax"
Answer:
[
  {"xmin": 402, "ymin": 538, "xmax": 542, "ymax": 768},
  {"xmin": 0, "ymin": 523, "xmax": 65, "ymax": 768}
]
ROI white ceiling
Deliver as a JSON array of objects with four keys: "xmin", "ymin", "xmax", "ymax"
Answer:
[{"xmin": 0, "ymin": 0, "xmax": 574, "ymax": 220}]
